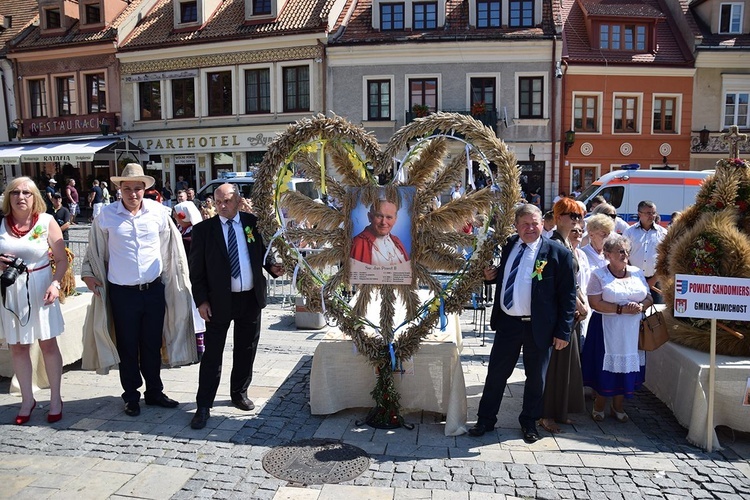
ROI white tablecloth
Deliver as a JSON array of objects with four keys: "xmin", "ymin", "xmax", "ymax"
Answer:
[
  {"xmin": 310, "ymin": 330, "xmax": 467, "ymax": 436},
  {"xmin": 645, "ymin": 341, "xmax": 750, "ymax": 450}
]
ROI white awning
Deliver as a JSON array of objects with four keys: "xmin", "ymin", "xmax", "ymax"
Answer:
[{"xmin": 0, "ymin": 138, "xmax": 148, "ymax": 164}]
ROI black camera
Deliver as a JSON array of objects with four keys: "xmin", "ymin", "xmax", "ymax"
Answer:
[{"xmin": 1, "ymin": 254, "xmax": 27, "ymax": 288}]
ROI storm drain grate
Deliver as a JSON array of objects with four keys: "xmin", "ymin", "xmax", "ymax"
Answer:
[{"xmin": 262, "ymin": 438, "xmax": 370, "ymax": 485}]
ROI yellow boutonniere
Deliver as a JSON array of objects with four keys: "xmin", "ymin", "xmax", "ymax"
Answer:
[
  {"xmin": 531, "ymin": 259, "xmax": 547, "ymax": 281},
  {"xmin": 244, "ymin": 226, "xmax": 255, "ymax": 243}
]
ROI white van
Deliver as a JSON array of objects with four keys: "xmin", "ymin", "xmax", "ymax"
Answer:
[
  {"xmin": 196, "ymin": 171, "xmax": 319, "ymax": 201},
  {"xmin": 576, "ymin": 165, "xmax": 714, "ymax": 225}
]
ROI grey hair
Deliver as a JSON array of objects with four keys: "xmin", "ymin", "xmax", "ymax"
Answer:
[
  {"xmin": 586, "ymin": 213, "xmax": 615, "ymax": 234},
  {"xmin": 592, "ymin": 203, "xmax": 616, "ymax": 216},
  {"xmin": 602, "ymin": 233, "xmax": 631, "ymax": 254},
  {"xmin": 514, "ymin": 203, "xmax": 543, "ymax": 223}
]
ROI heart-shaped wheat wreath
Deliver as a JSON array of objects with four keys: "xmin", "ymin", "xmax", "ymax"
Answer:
[{"xmin": 255, "ymin": 113, "xmax": 521, "ymax": 428}]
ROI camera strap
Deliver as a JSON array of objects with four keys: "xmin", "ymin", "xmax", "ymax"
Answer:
[{"xmin": 1, "ymin": 271, "xmax": 32, "ymax": 327}]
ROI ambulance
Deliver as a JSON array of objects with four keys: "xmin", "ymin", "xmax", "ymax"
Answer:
[{"xmin": 576, "ymin": 164, "xmax": 714, "ymax": 226}]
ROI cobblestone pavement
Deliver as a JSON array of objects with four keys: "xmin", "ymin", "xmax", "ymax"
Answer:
[{"xmin": 0, "ymin": 299, "xmax": 748, "ymax": 499}]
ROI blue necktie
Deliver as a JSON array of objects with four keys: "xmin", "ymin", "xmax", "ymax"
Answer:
[
  {"xmin": 226, "ymin": 219, "xmax": 241, "ymax": 279},
  {"xmin": 503, "ymin": 243, "xmax": 527, "ymax": 309}
]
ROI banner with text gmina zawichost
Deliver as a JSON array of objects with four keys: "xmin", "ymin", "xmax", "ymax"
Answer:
[{"xmin": 673, "ymin": 274, "xmax": 750, "ymax": 321}]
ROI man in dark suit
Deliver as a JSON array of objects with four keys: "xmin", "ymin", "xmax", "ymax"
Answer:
[
  {"xmin": 188, "ymin": 183, "xmax": 283, "ymax": 429},
  {"xmin": 469, "ymin": 204, "xmax": 576, "ymax": 443}
]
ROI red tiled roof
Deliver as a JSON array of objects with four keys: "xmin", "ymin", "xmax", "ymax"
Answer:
[
  {"xmin": 562, "ymin": 0, "xmax": 693, "ymax": 65},
  {"xmin": 119, "ymin": 0, "xmax": 337, "ymax": 51},
  {"xmin": 0, "ymin": 0, "xmax": 39, "ymax": 56},
  {"xmin": 331, "ymin": 0, "xmax": 555, "ymax": 45},
  {"xmin": 579, "ymin": 0, "xmax": 663, "ymax": 18},
  {"xmin": 9, "ymin": 0, "xmax": 147, "ymax": 51}
]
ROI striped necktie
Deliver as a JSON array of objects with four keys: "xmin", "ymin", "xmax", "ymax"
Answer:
[
  {"xmin": 226, "ymin": 219, "xmax": 241, "ymax": 279},
  {"xmin": 503, "ymin": 242, "xmax": 527, "ymax": 309}
]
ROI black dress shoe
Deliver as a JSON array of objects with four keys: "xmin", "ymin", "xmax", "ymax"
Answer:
[
  {"xmin": 468, "ymin": 422, "xmax": 492, "ymax": 437},
  {"xmin": 191, "ymin": 407, "xmax": 210, "ymax": 429},
  {"xmin": 231, "ymin": 395, "xmax": 255, "ymax": 411},
  {"xmin": 522, "ymin": 426, "xmax": 541, "ymax": 444},
  {"xmin": 144, "ymin": 393, "xmax": 179, "ymax": 408},
  {"xmin": 124, "ymin": 402, "xmax": 140, "ymax": 417}
]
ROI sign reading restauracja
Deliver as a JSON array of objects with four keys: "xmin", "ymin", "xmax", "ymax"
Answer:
[
  {"xmin": 134, "ymin": 131, "xmax": 280, "ymax": 154},
  {"xmin": 673, "ymin": 274, "xmax": 750, "ymax": 321}
]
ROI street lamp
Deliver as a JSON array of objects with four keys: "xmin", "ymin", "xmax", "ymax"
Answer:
[
  {"xmin": 564, "ymin": 129, "xmax": 576, "ymax": 155},
  {"xmin": 100, "ymin": 118, "xmax": 110, "ymax": 136},
  {"xmin": 699, "ymin": 126, "xmax": 710, "ymax": 148},
  {"xmin": 528, "ymin": 145, "xmax": 535, "ymax": 162}
]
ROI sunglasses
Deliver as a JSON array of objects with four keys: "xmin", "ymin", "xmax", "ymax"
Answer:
[
  {"xmin": 570, "ymin": 228, "xmax": 584, "ymax": 234},
  {"xmin": 604, "ymin": 213, "xmax": 617, "ymax": 219},
  {"xmin": 562, "ymin": 212, "xmax": 582, "ymax": 220},
  {"xmin": 9, "ymin": 190, "xmax": 33, "ymax": 198}
]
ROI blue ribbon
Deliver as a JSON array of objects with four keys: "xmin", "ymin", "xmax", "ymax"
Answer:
[
  {"xmin": 439, "ymin": 297, "xmax": 447, "ymax": 331},
  {"xmin": 388, "ymin": 343, "xmax": 396, "ymax": 371},
  {"xmin": 472, "ymin": 293, "xmax": 478, "ymax": 309}
]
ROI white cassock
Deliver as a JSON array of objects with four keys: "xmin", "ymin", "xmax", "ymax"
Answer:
[{"xmin": 371, "ymin": 235, "xmax": 408, "ymax": 266}]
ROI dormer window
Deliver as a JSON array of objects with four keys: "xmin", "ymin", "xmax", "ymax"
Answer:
[
  {"xmin": 45, "ymin": 8, "xmax": 61, "ymax": 29},
  {"xmin": 509, "ymin": 0, "xmax": 533, "ymax": 27},
  {"xmin": 599, "ymin": 23, "xmax": 647, "ymax": 51},
  {"xmin": 477, "ymin": 0, "xmax": 501, "ymax": 28},
  {"xmin": 719, "ymin": 3, "xmax": 743, "ymax": 34},
  {"xmin": 413, "ymin": 2, "xmax": 437, "ymax": 29},
  {"xmin": 180, "ymin": 1, "xmax": 198, "ymax": 23},
  {"xmin": 84, "ymin": 2, "xmax": 101, "ymax": 24},
  {"xmin": 381, "ymin": 3, "xmax": 405, "ymax": 30},
  {"xmin": 253, "ymin": 0, "xmax": 272, "ymax": 16}
]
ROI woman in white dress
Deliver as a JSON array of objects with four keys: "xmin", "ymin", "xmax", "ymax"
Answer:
[{"xmin": 0, "ymin": 177, "xmax": 67, "ymax": 424}]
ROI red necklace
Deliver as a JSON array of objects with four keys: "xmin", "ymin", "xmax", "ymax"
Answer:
[{"xmin": 6, "ymin": 213, "xmax": 39, "ymax": 238}]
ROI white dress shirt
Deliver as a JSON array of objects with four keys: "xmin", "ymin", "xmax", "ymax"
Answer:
[
  {"xmin": 500, "ymin": 237, "xmax": 541, "ymax": 316},
  {"xmin": 219, "ymin": 213, "xmax": 253, "ymax": 292},
  {"xmin": 623, "ymin": 222, "xmax": 667, "ymax": 277},
  {"xmin": 97, "ymin": 198, "xmax": 169, "ymax": 286}
]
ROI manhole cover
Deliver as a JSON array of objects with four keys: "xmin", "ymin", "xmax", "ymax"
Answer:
[{"xmin": 262, "ymin": 439, "xmax": 370, "ymax": 485}]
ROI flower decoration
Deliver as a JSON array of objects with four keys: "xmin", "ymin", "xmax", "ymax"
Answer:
[
  {"xmin": 244, "ymin": 225, "xmax": 255, "ymax": 243},
  {"xmin": 412, "ymin": 104, "xmax": 430, "ymax": 117},
  {"xmin": 531, "ymin": 259, "xmax": 547, "ymax": 281},
  {"xmin": 690, "ymin": 234, "xmax": 721, "ymax": 275},
  {"xmin": 176, "ymin": 212, "xmax": 186, "ymax": 220},
  {"xmin": 29, "ymin": 225, "xmax": 44, "ymax": 241},
  {"xmin": 471, "ymin": 101, "xmax": 486, "ymax": 116}
]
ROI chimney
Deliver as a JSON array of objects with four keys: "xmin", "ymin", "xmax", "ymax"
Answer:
[{"xmin": 3, "ymin": 16, "xmax": 11, "ymax": 29}]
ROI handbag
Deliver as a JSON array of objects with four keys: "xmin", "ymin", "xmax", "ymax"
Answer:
[{"xmin": 638, "ymin": 305, "xmax": 670, "ymax": 351}]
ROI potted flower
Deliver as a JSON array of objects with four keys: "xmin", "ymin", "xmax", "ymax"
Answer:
[
  {"xmin": 471, "ymin": 101, "xmax": 487, "ymax": 116},
  {"xmin": 412, "ymin": 104, "xmax": 430, "ymax": 118}
]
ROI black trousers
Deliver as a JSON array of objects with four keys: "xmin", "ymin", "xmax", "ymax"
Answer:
[
  {"xmin": 476, "ymin": 312, "xmax": 552, "ymax": 430},
  {"xmin": 109, "ymin": 281, "xmax": 166, "ymax": 404},
  {"xmin": 196, "ymin": 291, "xmax": 262, "ymax": 408}
]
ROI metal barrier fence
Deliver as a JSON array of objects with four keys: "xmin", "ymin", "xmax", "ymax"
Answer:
[{"xmin": 66, "ymin": 239, "xmax": 88, "ymax": 276}]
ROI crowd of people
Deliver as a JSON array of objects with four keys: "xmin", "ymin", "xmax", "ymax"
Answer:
[{"xmin": 2, "ymin": 168, "xmax": 675, "ymax": 441}]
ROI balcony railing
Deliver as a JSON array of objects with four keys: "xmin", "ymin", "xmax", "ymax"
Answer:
[{"xmin": 405, "ymin": 109, "xmax": 498, "ymax": 133}]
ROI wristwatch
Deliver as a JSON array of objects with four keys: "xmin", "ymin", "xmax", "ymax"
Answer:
[{"xmin": 51, "ymin": 280, "xmax": 61, "ymax": 290}]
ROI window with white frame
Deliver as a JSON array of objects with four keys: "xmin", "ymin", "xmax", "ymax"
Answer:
[
  {"xmin": 719, "ymin": 3, "xmax": 743, "ymax": 34},
  {"xmin": 245, "ymin": 68, "xmax": 271, "ymax": 114},
  {"xmin": 413, "ymin": 2, "xmax": 437, "ymax": 29},
  {"xmin": 653, "ymin": 96, "xmax": 678, "ymax": 133},
  {"xmin": 476, "ymin": 0, "xmax": 501, "ymax": 28},
  {"xmin": 724, "ymin": 92, "xmax": 749, "ymax": 128},
  {"xmin": 409, "ymin": 77, "xmax": 438, "ymax": 111},
  {"xmin": 518, "ymin": 76, "xmax": 543, "ymax": 118},
  {"xmin": 470, "ymin": 77, "xmax": 496, "ymax": 112},
  {"xmin": 172, "ymin": 78, "xmax": 195, "ymax": 118},
  {"xmin": 28, "ymin": 79, "xmax": 47, "ymax": 118},
  {"xmin": 180, "ymin": 1, "xmax": 198, "ymax": 23},
  {"xmin": 207, "ymin": 71, "xmax": 233, "ymax": 116},
  {"xmin": 86, "ymin": 73, "xmax": 106, "ymax": 113},
  {"xmin": 381, "ymin": 3, "xmax": 405, "ymax": 30},
  {"xmin": 367, "ymin": 79, "xmax": 391, "ymax": 120},
  {"xmin": 56, "ymin": 76, "xmax": 77, "ymax": 116},
  {"xmin": 509, "ymin": 0, "xmax": 533, "ymax": 27},
  {"xmin": 138, "ymin": 81, "xmax": 162, "ymax": 120},
  {"xmin": 613, "ymin": 95, "xmax": 639, "ymax": 132},
  {"xmin": 574, "ymin": 94, "xmax": 599, "ymax": 132},
  {"xmin": 282, "ymin": 66, "xmax": 310, "ymax": 113}
]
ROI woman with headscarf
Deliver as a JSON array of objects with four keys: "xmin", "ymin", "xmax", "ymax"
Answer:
[{"xmin": 173, "ymin": 201, "xmax": 206, "ymax": 360}]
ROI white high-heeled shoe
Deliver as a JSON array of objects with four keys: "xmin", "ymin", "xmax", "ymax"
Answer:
[{"xmin": 610, "ymin": 406, "xmax": 629, "ymax": 423}]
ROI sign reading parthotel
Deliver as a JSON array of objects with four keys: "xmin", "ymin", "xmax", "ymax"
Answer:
[
  {"xmin": 673, "ymin": 274, "xmax": 750, "ymax": 321},
  {"xmin": 135, "ymin": 132, "xmax": 278, "ymax": 154}
]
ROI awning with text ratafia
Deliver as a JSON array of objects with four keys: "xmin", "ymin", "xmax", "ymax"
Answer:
[{"xmin": 0, "ymin": 138, "xmax": 148, "ymax": 165}]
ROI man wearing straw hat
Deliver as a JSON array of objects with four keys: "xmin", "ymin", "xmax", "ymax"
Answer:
[{"xmin": 81, "ymin": 163, "xmax": 197, "ymax": 417}]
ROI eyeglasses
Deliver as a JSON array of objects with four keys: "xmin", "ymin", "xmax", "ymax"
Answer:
[
  {"xmin": 9, "ymin": 190, "xmax": 33, "ymax": 198},
  {"xmin": 570, "ymin": 228, "xmax": 584, "ymax": 234},
  {"xmin": 562, "ymin": 212, "xmax": 582, "ymax": 220},
  {"xmin": 639, "ymin": 211, "xmax": 656, "ymax": 216},
  {"xmin": 608, "ymin": 249, "xmax": 629, "ymax": 256}
]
